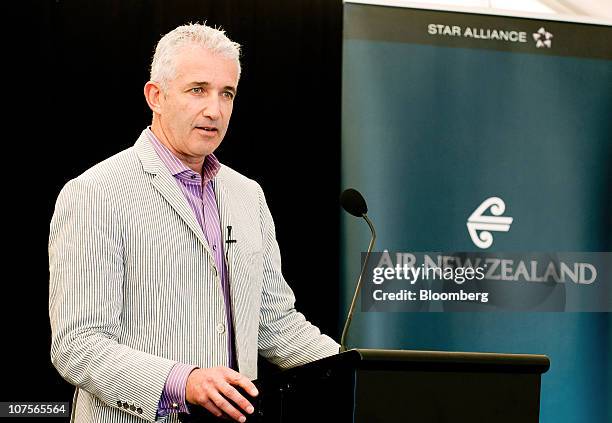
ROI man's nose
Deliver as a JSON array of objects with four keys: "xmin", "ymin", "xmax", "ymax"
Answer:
[{"xmin": 202, "ymin": 96, "xmax": 221, "ymax": 120}]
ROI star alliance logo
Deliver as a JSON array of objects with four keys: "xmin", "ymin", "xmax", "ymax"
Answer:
[
  {"xmin": 467, "ymin": 197, "xmax": 513, "ymax": 249},
  {"xmin": 533, "ymin": 27, "xmax": 553, "ymax": 48}
]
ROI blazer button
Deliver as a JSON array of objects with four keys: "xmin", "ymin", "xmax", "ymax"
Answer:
[
  {"xmin": 123, "ymin": 402, "xmax": 129, "ymax": 409},
  {"xmin": 130, "ymin": 404, "xmax": 136, "ymax": 411},
  {"xmin": 117, "ymin": 401, "xmax": 122, "ymax": 408},
  {"xmin": 137, "ymin": 407, "xmax": 143, "ymax": 414},
  {"xmin": 216, "ymin": 323, "xmax": 225, "ymax": 334}
]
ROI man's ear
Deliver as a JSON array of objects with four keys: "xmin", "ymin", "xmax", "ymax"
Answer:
[{"xmin": 144, "ymin": 81, "xmax": 163, "ymax": 114}]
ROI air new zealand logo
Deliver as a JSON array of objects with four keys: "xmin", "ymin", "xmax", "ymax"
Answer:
[
  {"xmin": 467, "ymin": 197, "xmax": 513, "ymax": 249},
  {"xmin": 533, "ymin": 27, "xmax": 553, "ymax": 48}
]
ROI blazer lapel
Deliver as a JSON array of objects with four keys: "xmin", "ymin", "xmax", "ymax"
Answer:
[
  {"xmin": 214, "ymin": 169, "xmax": 237, "ymax": 289},
  {"xmin": 134, "ymin": 132, "xmax": 212, "ymax": 254},
  {"xmin": 214, "ymin": 169, "xmax": 251, "ymax": 370}
]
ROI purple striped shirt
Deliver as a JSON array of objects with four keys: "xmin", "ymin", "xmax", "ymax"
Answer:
[{"xmin": 146, "ymin": 128, "xmax": 236, "ymax": 416}]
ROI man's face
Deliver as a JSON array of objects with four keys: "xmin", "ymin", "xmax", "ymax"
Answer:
[{"xmin": 155, "ymin": 45, "xmax": 238, "ymax": 162}]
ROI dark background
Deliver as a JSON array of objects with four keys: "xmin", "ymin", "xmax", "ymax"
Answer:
[{"xmin": 6, "ymin": 0, "xmax": 343, "ymax": 410}]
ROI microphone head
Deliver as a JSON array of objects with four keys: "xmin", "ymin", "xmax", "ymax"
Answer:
[{"xmin": 340, "ymin": 188, "xmax": 368, "ymax": 217}]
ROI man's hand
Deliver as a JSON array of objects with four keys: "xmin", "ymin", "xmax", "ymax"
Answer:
[{"xmin": 186, "ymin": 367, "xmax": 259, "ymax": 422}]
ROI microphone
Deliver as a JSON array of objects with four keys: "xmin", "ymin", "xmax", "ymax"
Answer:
[
  {"xmin": 226, "ymin": 225, "xmax": 237, "ymax": 244},
  {"xmin": 225, "ymin": 226, "xmax": 236, "ymax": 275},
  {"xmin": 339, "ymin": 188, "xmax": 376, "ymax": 352},
  {"xmin": 340, "ymin": 188, "xmax": 368, "ymax": 217}
]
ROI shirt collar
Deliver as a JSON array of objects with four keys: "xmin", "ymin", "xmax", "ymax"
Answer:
[{"xmin": 145, "ymin": 127, "xmax": 221, "ymax": 184}]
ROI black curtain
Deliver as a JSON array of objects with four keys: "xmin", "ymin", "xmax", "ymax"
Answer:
[{"xmin": 6, "ymin": 0, "xmax": 342, "ymax": 407}]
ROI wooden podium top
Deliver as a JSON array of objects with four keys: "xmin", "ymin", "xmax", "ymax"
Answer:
[
  {"xmin": 276, "ymin": 348, "xmax": 550, "ymax": 376},
  {"xmin": 351, "ymin": 348, "xmax": 550, "ymax": 372}
]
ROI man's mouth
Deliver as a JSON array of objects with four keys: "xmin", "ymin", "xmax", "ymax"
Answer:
[{"xmin": 196, "ymin": 126, "xmax": 218, "ymax": 133}]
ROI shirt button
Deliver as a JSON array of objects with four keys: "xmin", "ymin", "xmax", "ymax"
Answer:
[
  {"xmin": 191, "ymin": 175, "xmax": 196, "ymax": 179},
  {"xmin": 216, "ymin": 323, "xmax": 226, "ymax": 334},
  {"xmin": 172, "ymin": 403, "xmax": 179, "ymax": 409},
  {"xmin": 213, "ymin": 244, "xmax": 217, "ymax": 251}
]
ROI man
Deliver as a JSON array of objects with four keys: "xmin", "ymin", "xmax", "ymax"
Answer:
[{"xmin": 49, "ymin": 23, "xmax": 339, "ymax": 423}]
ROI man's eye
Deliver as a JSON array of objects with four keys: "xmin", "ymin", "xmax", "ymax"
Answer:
[
  {"xmin": 223, "ymin": 91, "xmax": 234, "ymax": 100},
  {"xmin": 191, "ymin": 87, "xmax": 203, "ymax": 94}
]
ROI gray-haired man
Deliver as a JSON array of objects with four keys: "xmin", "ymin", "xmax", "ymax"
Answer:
[{"xmin": 49, "ymin": 23, "xmax": 339, "ymax": 423}]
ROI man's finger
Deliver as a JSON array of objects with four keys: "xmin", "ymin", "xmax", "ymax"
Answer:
[
  {"xmin": 224, "ymin": 369, "xmax": 259, "ymax": 397},
  {"xmin": 199, "ymin": 398, "xmax": 225, "ymax": 419},
  {"xmin": 210, "ymin": 391, "xmax": 246, "ymax": 423},
  {"xmin": 219, "ymin": 382, "xmax": 254, "ymax": 415}
]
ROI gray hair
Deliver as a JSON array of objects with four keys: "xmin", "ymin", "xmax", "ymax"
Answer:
[{"xmin": 150, "ymin": 23, "xmax": 241, "ymax": 90}]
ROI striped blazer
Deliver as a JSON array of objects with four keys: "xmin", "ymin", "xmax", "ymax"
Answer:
[{"xmin": 48, "ymin": 130, "xmax": 339, "ymax": 423}]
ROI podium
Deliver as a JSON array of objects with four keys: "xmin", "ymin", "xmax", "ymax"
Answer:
[{"xmin": 248, "ymin": 349, "xmax": 550, "ymax": 422}]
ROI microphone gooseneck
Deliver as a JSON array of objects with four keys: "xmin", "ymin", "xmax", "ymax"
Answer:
[{"xmin": 339, "ymin": 188, "xmax": 376, "ymax": 352}]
